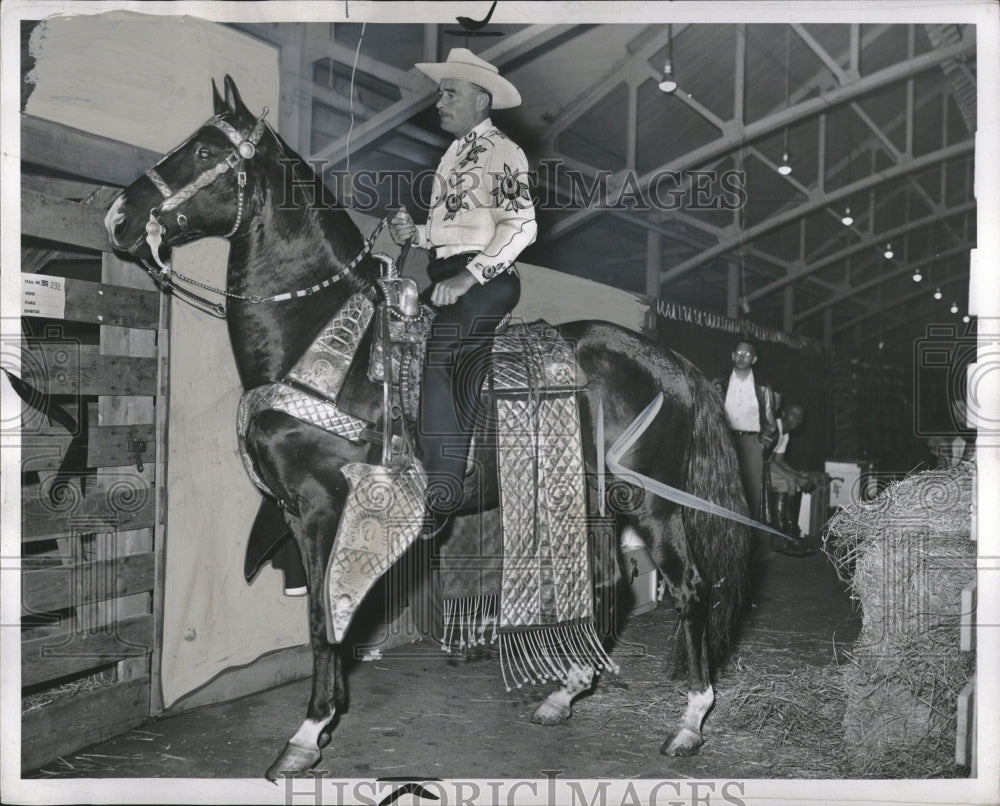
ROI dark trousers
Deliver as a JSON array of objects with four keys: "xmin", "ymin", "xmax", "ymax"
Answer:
[
  {"xmin": 733, "ymin": 431, "xmax": 772, "ymax": 562},
  {"xmin": 732, "ymin": 432, "xmax": 765, "ymax": 519},
  {"xmin": 419, "ymin": 253, "xmax": 520, "ymax": 514}
]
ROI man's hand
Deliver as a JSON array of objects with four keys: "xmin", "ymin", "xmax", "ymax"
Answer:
[
  {"xmin": 389, "ymin": 209, "xmax": 416, "ymax": 246},
  {"xmin": 431, "ymin": 270, "xmax": 478, "ymax": 306}
]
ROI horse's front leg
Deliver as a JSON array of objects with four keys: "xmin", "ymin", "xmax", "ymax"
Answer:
[{"xmin": 265, "ymin": 504, "xmax": 344, "ymax": 781}]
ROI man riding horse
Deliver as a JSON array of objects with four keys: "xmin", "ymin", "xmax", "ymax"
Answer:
[{"xmin": 388, "ymin": 48, "xmax": 536, "ymax": 534}]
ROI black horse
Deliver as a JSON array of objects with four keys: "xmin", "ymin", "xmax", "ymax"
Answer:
[{"xmin": 104, "ymin": 76, "xmax": 752, "ymax": 778}]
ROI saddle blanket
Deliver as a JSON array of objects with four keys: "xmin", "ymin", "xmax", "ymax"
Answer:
[{"xmin": 441, "ymin": 323, "xmax": 617, "ymax": 690}]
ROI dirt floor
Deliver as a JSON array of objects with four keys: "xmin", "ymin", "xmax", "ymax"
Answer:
[{"xmin": 24, "ymin": 547, "xmax": 860, "ymax": 782}]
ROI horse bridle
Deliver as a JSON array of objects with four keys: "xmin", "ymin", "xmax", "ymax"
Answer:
[
  {"xmin": 142, "ymin": 108, "xmax": 270, "ymax": 276},
  {"xmin": 135, "ymin": 108, "xmax": 392, "ymax": 318}
]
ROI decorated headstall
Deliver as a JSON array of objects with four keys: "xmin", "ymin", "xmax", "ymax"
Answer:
[{"xmin": 142, "ymin": 108, "xmax": 270, "ymax": 271}]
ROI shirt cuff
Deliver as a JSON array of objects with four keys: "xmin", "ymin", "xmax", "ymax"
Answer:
[
  {"xmin": 466, "ymin": 255, "xmax": 507, "ymax": 284},
  {"xmin": 414, "ymin": 225, "xmax": 429, "ymax": 250}
]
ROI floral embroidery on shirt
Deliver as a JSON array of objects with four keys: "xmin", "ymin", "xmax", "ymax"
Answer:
[
  {"xmin": 457, "ymin": 130, "xmax": 495, "ymax": 169},
  {"xmin": 443, "ymin": 190, "xmax": 468, "ymax": 220},
  {"xmin": 441, "ymin": 171, "xmax": 474, "ymax": 220},
  {"xmin": 476, "ymin": 262, "xmax": 509, "ymax": 280},
  {"xmin": 458, "ymin": 139, "xmax": 489, "ymax": 169},
  {"xmin": 491, "ymin": 163, "xmax": 532, "ymax": 211}
]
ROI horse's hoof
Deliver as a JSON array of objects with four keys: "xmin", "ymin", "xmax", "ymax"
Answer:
[
  {"xmin": 531, "ymin": 697, "xmax": 571, "ymax": 725},
  {"xmin": 264, "ymin": 740, "xmax": 323, "ymax": 781},
  {"xmin": 660, "ymin": 728, "xmax": 703, "ymax": 757}
]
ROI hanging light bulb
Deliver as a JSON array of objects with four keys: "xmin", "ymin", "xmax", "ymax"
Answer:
[
  {"xmin": 659, "ymin": 64, "xmax": 677, "ymax": 93},
  {"xmin": 883, "ymin": 243, "xmax": 893, "ymax": 259},
  {"xmin": 841, "ymin": 205, "xmax": 853, "ymax": 226},
  {"xmin": 963, "ymin": 314, "xmax": 970, "ymax": 323},
  {"xmin": 950, "ymin": 301, "xmax": 958, "ymax": 314},
  {"xmin": 933, "ymin": 286, "xmax": 942, "ymax": 300},
  {"xmin": 659, "ymin": 25, "xmax": 678, "ymax": 93},
  {"xmin": 878, "ymin": 339, "xmax": 885, "ymax": 350},
  {"xmin": 912, "ymin": 268, "xmax": 922, "ymax": 282},
  {"xmin": 778, "ymin": 149, "xmax": 793, "ymax": 176},
  {"xmin": 777, "ymin": 36, "xmax": 793, "ymax": 177}
]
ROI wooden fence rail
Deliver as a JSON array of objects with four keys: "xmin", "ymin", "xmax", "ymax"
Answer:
[{"xmin": 19, "ymin": 116, "xmax": 169, "ymax": 772}]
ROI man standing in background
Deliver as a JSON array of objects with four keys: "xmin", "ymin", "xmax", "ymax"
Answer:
[{"xmin": 715, "ymin": 341, "xmax": 778, "ymax": 558}]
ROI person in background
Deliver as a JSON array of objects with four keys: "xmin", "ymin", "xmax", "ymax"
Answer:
[
  {"xmin": 769, "ymin": 403, "xmax": 816, "ymax": 557},
  {"xmin": 714, "ymin": 340, "xmax": 778, "ymax": 559}
]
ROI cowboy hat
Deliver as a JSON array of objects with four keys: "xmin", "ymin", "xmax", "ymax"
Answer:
[{"xmin": 415, "ymin": 48, "xmax": 521, "ymax": 109}]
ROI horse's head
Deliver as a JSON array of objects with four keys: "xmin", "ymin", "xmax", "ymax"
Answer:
[{"xmin": 105, "ymin": 75, "xmax": 270, "ymax": 268}]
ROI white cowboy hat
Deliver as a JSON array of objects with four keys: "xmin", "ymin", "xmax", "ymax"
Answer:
[{"xmin": 415, "ymin": 48, "xmax": 521, "ymax": 109}]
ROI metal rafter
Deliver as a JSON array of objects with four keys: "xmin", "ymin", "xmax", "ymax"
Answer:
[
  {"xmin": 802, "ymin": 80, "xmax": 956, "ymax": 263},
  {"xmin": 543, "ymin": 25, "xmax": 683, "ymax": 144},
  {"xmin": 309, "ymin": 25, "xmax": 581, "ymax": 166},
  {"xmin": 793, "ymin": 241, "xmax": 971, "ymax": 323},
  {"xmin": 747, "ymin": 199, "xmax": 975, "ymax": 302},
  {"xmin": 660, "ymin": 140, "xmax": 973, "ymax": 287},
  {"xmin": 791, "ymin": 24, "xmax": 850, "ymax": 85},
  {"xmin": 547, "ymin": 35, "xmax": 974, "ymax": 241},
  {"xmin": 835, "ymin": 268, "xmax": 968, "ymax": 334}
]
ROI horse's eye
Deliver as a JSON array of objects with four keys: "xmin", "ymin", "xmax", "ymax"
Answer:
[{"xmin": 196, "ymin": 147, "xmax": 213, "ymax": 160}]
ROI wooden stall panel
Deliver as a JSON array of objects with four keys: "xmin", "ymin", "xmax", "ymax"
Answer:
[
  {"xmin": 21, "ymin": 678, "xmax": 151, "ymax": 774},
  {"xmin": 20, "ymin": 136, "xmax": 168, "ymax": 772}
]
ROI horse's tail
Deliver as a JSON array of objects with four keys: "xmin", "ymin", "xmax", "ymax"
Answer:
[{"xmin": 682, "ymin": 370, "xmax": 753, "ymax": 670}]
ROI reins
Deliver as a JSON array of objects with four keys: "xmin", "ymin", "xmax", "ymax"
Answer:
[
  {"xmin": 137, "ymin": 108, "xmax": 393, "ymax": 318},
  {"xmin": 142, "ymin": 214, "xmax": 391, "ymax": 318}
]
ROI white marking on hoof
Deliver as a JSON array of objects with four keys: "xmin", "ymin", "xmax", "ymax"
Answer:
[
  {"xmin": 290, "ymin": 715, "xmax": 332, "ymax": 749},
  {"xmin": 661, "ymin": 686, "xmax": 714, "ymax": 756},
  {"xmin": 680, "ymin": 686, "xmax": 714, "ymax": 731}
]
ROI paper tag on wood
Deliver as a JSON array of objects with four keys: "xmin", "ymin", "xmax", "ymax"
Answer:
[{"xmin": 22, "ymin": 273, "xmax": 66, "ymax": 319}]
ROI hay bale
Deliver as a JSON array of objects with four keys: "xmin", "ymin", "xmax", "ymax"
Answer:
[{"xmin": 824, "ymin": 465, "xmax": 975, "ymax": 777}]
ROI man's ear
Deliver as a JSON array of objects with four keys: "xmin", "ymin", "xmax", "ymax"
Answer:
[{"xmin": 751, "ymin": 355, "xmax": 758, "ymax": 365}]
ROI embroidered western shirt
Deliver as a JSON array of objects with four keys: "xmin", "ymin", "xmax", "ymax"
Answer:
[
  {"xmin": 415, "ymin": 118, "xmax": 537, "ymax": 284},
  {"xmin": 724, "ymin": 370, "xmax": 761, "ymax": 432}
]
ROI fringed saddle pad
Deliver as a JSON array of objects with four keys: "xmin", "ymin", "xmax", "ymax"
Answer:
[{"xmin": 442, "ymin": 323, "xmax": 616, "ymax": 690}]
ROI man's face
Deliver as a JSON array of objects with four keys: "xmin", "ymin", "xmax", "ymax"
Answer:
[
  {"xmin": 436, "ymin": 78, "xmax": 487, "ymax": 137},
  {"xmin": 785, "ymin": 406, "xmax": 804, "ymax": 430},
  {"xmin": 732, "ymin": 342, "xmax": 757, "ymax": 372}
]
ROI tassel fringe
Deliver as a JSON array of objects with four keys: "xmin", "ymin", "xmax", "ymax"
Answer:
[
  {"xmin": 441, "ymin": 595, "xmax": 498, "ymax": 655},
  {"xmin": 498, "ymin": 620, "xmax": 617, "ymax": 691}
]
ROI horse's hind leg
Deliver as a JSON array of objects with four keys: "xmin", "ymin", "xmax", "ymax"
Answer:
[
  {"xmin": 632, "ymin": 509, "xmax": 714, "ymax": 756},
  {"xmin": 531, "ymin": 663, "xmax": 596, "ymax": 725}
]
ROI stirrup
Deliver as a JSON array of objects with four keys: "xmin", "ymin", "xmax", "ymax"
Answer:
[{"xmin": 323, "ymin": 459, "xmax": 427, "ymax": 643}]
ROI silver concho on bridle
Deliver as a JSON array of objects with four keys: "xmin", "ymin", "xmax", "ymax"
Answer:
[{"xmin": 142, "ymin": 107, "xmax": 270, "ymax": 273}]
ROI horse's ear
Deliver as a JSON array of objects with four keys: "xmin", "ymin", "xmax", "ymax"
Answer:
[
  {"xmin": 212, "ymin": 78, "xmax": 227, "ymax": 116},
  {"xmin": 223, "ymin": 74, "xmax": 247, "ymax": 116}
]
